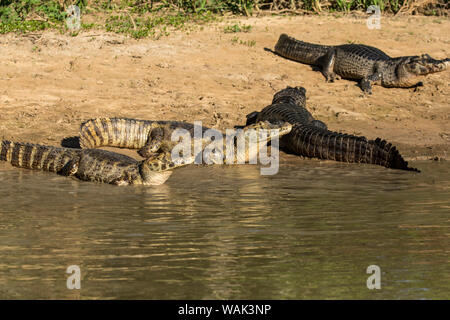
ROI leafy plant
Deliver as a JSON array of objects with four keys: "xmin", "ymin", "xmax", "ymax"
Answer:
[
  {"xmin": 0, "ymin": 1, "xmax": 445, "ymax": 37},
  {"xmin": 224, "ymin": 23, "xmax": 251, "ymax": 33}
]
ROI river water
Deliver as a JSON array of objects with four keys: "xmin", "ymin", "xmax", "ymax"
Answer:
[{"xmin": 0, "ymin": 159, "xmax": 448, "ymax": 299}]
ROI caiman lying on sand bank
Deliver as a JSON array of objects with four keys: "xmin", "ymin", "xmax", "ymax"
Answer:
[
  {"xmin": 246, "ymin": 86, "xmax": 419, "ymax": 172},
  {"xmin": 0, "ymin": 141, "xmax": 192, "ymax": 185},
  {"xmin": 1, "ymin": 121, "xmax": 291, "ymax": 185},
  {"xmin": 274, "ymin": 34, "xmax": 450, "ymax": 93},
  {"xmin": 79, "ymin": 118, "xmax": 292, "ymax": 164}
]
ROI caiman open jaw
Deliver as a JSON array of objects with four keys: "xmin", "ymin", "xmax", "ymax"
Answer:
[
  {"xmin": 244, "ymin": 120, "xmax": 293, "ymax": 136},
  {"xmin": 275, "ymin": 122, "xmax": 293, "ymax": 137}
]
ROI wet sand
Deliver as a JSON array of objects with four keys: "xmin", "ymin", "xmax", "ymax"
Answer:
[{"xmin": 0, "ymin": 14, "xmax": 448, "ymax": 166}]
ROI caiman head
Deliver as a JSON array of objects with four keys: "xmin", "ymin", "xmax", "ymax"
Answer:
[
  {"xmin": 246, "ymin": 86, "xmax": 307, "ymax": 126},
  {"xmin": 272, "ymin": 86, "xmax": 307, "ymax": 107},
  {"xmin": 228, "ymin": 120, "xmax": 292, "ymax": 164},
  {"xmin": 242, "ymin": 120, "xmax": 293, "ymax": 142},
  {"xmin": 396, "ymin": 54, "xmax": 450, "ymax": 87},
  {"xmin": 139, "ymin": 151, "xmax": 194, "ymax": 185}
]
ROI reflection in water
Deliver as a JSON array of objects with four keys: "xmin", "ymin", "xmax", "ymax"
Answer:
[{"xmin": 0, "ymin": 160, "xmax": 448, "ymax": 299}]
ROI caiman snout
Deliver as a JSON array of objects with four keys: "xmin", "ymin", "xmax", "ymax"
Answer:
[
  {"xmin": 244, "ymin": 120, "xmax": 293, "ymax": 136},
  {"xmin": 407, "ymin": 54, "xmax": 450, "ymax": 74}
]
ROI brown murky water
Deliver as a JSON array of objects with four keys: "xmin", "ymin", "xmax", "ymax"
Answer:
[{"xmin": 0, "ymin": 160, "xmax": 448, "ymax": 299}]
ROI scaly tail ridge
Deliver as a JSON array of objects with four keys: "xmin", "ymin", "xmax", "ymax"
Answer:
[
  {"xmin": 79, "ymin": 118, "xmax": 153, "ymax": 149},
  {"xmin": 373, "ymin": 137, "xmax": 419, "ymax": 172},
  {"xmin": 287, "ymin": 126, "xmax": 419, "ymax": 172},
  {"xmin": 0, "ymin": 140, "xmax": 77, "ymax": 172},
  {"xmin": 274, "ymin": 34, "xmax": 331, "ymax": 65}
]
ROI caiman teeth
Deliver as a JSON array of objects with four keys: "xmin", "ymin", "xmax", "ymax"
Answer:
[{"xmin": 443, "ymin": 59, "xmax": 450, "ymax": 68}]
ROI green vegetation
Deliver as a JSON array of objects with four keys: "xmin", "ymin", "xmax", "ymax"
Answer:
[
  {"xmin": 224, "ymin": 23, "xmax": 252, "ymax": 33},
  {"xmin": 231, "ymin": 35, "xmax": 256, "ymax": 46},
  {"xmin": 0, "ymin": 1, "xmax": 446, "ymax": 38},
  {"xmin": 104, "ymin": 11, "xmax": 215, "ymax": 38}
]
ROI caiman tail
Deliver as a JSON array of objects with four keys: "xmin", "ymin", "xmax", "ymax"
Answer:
[
  {"xmin": 287, "ymin": 125, "xmax": 419, "ymax": 172},
  {"xmin": 274, "ymin": 34, "xmax": 331, "ymax": 65},
  {"xmin": 0, "ymin": 140, "xmax": 78, "ymax": 172},
  {"xmin": 79, "ymin": 118, "xmax": 154, "ymax": 149}
]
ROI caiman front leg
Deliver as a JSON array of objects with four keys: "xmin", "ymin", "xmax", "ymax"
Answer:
[
  {"xmin": 311, "ymin": 120, "xmax": 328, "ymax": 130},
  {"xmin": 319, "ymin": 49, "xmax": 340, "ymax": 82},
  {"xmin": 57, "ymin": 158, "xmax": 80, "ymax": 177},
  {"xmin": 245, "ymin": 111, "xmax": 260, "ymax": 126},
  {"xmin": 112, "ymin": 178, "xmax": 131, "ymax": 186},
  {"xmin": 360, "ymin": 66, "xmax": 382, "ymax": 94}
]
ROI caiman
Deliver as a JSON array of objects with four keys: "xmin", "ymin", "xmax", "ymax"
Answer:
[
  {"xmin": 245, "ymin": 86, "xmax": 419, "ymax": 172},
  {"xmin": 79, "ymin": 118, "xmax": 293, "ymax": 164},
  {"xmin": 274, "ymin": 34, "xmax": 450, "ymax": 93},
  {"xmin": 0, "ymin": 141, "xmax": 193, "ymax": 185}
]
